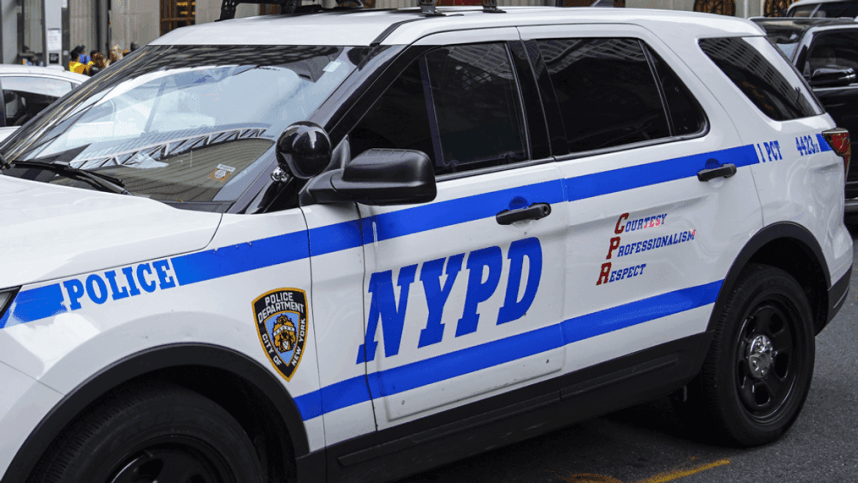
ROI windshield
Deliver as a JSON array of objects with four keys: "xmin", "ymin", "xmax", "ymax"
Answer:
[
  {"xmin": 0, "ymin": 45, "xmax": 369, "ymax": 209},
  {"xmin": 789, "ymin": 2, "xmax": 858, "ymax": 17}
]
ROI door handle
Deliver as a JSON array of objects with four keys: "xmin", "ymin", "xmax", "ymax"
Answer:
[
  {"xmin": 697, "ymin": 163, "xmax": 737, "ymax": 182},
  {"xmin": 496, "ymin": 203, "xmax": 552, "ymax": 225}
]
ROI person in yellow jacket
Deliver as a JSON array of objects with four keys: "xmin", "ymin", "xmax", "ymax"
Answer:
[{"xmin": 68, "ymin": 47, "xmax": 87, "ymax": 74}]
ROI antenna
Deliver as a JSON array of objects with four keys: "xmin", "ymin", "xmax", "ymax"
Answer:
[
  {"xmin": 418, "ymin": 0, "xmax": 445, "ymax": 16},
  {"xmin": 482, "ymin": 0, "xmax": 505, "ymax": 12}
]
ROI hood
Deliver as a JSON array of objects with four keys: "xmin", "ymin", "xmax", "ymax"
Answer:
[{"xmin": 0, "ymin": 176, "xmax": 221, "ymax": 288}]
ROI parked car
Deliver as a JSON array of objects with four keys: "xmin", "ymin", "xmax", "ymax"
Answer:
[
  {"xmin": 785, "ymin": 0, "xmax": 858, "ymax": 17},
  {"xmin": 753, "ymin": 17, "xmax": 858, "ymax": 214},
  {"xmin": 0, "ymin": 65, "xmax": 87, "ymax": 139},
  {"xmin": 0, "ymin": 6, "xmax": 852, "ymax": 483}
]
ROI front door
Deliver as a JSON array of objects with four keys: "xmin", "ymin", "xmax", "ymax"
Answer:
[{"xmin": 347, "ymin": 32, "xmax": 569, "ymax": 430}]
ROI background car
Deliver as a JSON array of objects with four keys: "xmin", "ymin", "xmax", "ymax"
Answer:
[
  {"xmin": 785, "ymin": 0, "xmax": 858, "ymax": 17},
  {"xmin": 0, "ymin": 66, "xmax": 87, "ymax": 141},
  {"xmin": 754, "ymin": 17, "xmax": 858, "ymax": 215}
]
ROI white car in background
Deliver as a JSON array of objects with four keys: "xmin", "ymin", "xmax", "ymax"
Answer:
[
  {"xmin": 0, "ymin": 66, "xmax": 87, "ymax": 142},
  {"xmin": 786, "ymin": 0, "xmax": 858, "ymax": 17}
]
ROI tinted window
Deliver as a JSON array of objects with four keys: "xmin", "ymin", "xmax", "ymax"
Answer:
[
  {"xmin": 808, "ymin": 31, "xmax": 858, "ymax": 74},
  {"xmin": 351, "ymin": 43, "xmax": 527, "ymax": 176},
  {"xmin": 426, "ymin": 44, "xmax": 526, "ymax": 174},
  {"xmin": 1, "ymin": 76, "xmax": 73, "ymax": 126},
  {"xmin": 757, "ymin": 23, "xmax": 804, "ymax": 60},
  {"xmin": 816, "ymin": 2, "xmax": 858, "ymax": 17},
  {"xmin": 349, "ymin": 60, "xmax": 436, "ymax": 163},
  {"xmin": 699, "ymin": 37, "xmax": 821, "ymax": 121},
  {"xmin": 537, "ymin": 38, "xmax": 670, "ymax": 153},
  {"xmin": 647, "ymin": 48, "xmax": 707, "ymax": 136},
  {"xmin": 789, "ymin": 5, "xmax": 818, "ymax": 16}
]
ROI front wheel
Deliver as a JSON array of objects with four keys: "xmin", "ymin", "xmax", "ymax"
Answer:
[
  {"xmin": 32, "ymin": 384, "xmax": 265, "ymax": 483},
  {"xmin": 680, "ymin": 264, "xmax": 815, "ymax": 446}
]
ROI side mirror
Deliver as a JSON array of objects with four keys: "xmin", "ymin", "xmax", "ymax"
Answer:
[
  {"xmin": 276, "ymin": 121, "xmax": 332, "ymax": 179},
  {"xmin": 305, "ymin": 149, "xmax": 436, "ymax": 205},
  {"xmin": 809, "ymin": 67, "xmax": 856, "ymax": 88}
]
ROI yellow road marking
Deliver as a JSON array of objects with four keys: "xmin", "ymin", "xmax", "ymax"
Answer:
[
  {"xmin": 558, "ymin": 457, "xmax": 730, "ymax": 483},
  {"xmin": 637, "ymin": 459, "xmax": 731, "ymax": 483}
]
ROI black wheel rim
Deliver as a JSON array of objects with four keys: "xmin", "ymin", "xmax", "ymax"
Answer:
[
  {"xmin": 106, "ymin": 436, "xmax": 236, "ymax": 483},
  {"xmin": 734, "ymin": 297, "xmax": 801, "ymax": 421}
]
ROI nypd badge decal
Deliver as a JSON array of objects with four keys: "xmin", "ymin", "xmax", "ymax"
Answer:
[{"xmin": 253, "ymin": 288, "xmax": 308, "ymax": 381}]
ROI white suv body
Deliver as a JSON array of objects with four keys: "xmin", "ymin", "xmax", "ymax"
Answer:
[{"xmin": 0, "ymin": 7, "xmax": 852, "ymax": 483}]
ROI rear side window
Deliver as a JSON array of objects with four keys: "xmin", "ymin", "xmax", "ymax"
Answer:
[
  {"xmin": 646, "ymin": 48, "xmax": 707, "ymax": 136},
  {"xmin": 700, "ymin": 37, "xmax": 821, "ymax": 121},
  {"xmin": 537, "ymin": 38, "xmax": 670, "ymax": 153}
]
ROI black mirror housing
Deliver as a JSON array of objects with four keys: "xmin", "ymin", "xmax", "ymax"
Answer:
[
  {"xmin": 305, "ymin": 149, "xmax": 436, "ymax": 205},
  {"xmin": 276, "ymin": 121, "xmax": 332, "ymax": 179},
  {"xmin": 810, "ymin": 67, "xmax": 856, "ymax": 88}
]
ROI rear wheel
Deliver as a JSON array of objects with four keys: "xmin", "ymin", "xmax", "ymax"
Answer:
[
  {"xmin": 33, "ymin": 384, "xmax": 264, "ymax": 483},
  {"xmin": 679, "ymin": 264, "xmax": 815, "ymax": 446}
]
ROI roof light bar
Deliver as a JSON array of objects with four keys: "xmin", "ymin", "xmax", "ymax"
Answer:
[{"xmin": 822, "ymin": 128, "xmax": 851, "ymax": 175}]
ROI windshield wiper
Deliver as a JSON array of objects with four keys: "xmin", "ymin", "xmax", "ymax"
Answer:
[{"xmin": 10, "ymin": 160, "xmax": 131, "ymax": 195}]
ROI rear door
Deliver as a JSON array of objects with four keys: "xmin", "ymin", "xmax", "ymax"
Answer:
[
  {"xmin": 518, "ymin": 24, "xmax": 763, "ymax": 376},
  {"xmin": 347, "ymin": 30, "xmax": 569, "ymax": 430}
]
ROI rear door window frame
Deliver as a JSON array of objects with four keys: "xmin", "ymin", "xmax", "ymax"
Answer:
[{"xmin": 518, "ymin": 26, "xmax": 710, "ymax": 161}]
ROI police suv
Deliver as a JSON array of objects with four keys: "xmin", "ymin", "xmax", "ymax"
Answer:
[{"xmin": 0, "ymin": 4, "xmax": 853, "ymax": 483}]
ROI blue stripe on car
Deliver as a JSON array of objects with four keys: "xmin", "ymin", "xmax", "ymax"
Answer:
[
  {"xmin": 0, "ymin": 145, "xmax": 758, "ymax": 328},
  {"xmin": 293, "ymin": 280, "xmax": 723, "ymax": 420}
]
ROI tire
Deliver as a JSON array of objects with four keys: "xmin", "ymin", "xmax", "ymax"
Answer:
[
  {"xmin": 33, "ymin": 384, "xmax": 265, "ymax": 483},
  {"xmin": 680, "ymin": 264, "xmax": 815, "ymax": 446}
]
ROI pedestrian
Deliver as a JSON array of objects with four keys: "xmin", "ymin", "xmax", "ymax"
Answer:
[
  {"xmin": 87, "ymin": 52, "xmax": 108, "ymax": 76},
  {"xmin": 78, "ymin": 46, "xmax": 90, "ymax": 64},
  {"xmin": 108, "ymin": 45, "xmax": 124, "ymax": 66},
  {"xmin": 68, "ymin": 47, "xmax": 87, "ymax": 74}
]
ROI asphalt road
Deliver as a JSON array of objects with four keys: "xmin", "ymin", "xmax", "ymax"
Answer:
[{"xmin": 398, "ymin": 227, "xmax": 858, "ymax": 483}]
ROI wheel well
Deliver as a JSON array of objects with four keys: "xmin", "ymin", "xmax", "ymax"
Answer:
[
  {"xmin": 139, "ymin": 366, "xmax": 297, "ymax": 483},
  {"xmin": 9, "ymin": 345, "xmax": 307, "ymax": 483},
  {"xmin": 26, "ymin": 366, "xmax": 297, "ymax": 483},
  {"xmin": 746, "ymin": 237, "xmax": 829, "ymax": 334}
]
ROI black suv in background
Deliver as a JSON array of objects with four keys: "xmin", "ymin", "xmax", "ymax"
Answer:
[{"xmin": 754, "ymin": 18, "xmax": 858, "ymax": 213}]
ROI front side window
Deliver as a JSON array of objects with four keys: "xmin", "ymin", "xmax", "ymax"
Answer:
[
  {"xmin": 1, "ymin": 45, "xmax": 368, "ymax": 210},
  {"xmin": 350, "ymin": 43, "xmax": 527, "ymax": 177},
  {"xmin": 1, "ymin": 76, "xmax": 74, "ymax": 126},
  {"xmin": 537, "ymin": 38, "xmax": 671, "ymax": 153},
  {"xmin": 699, "ymin": 36, "xmax": 822, "ymax": 121}
]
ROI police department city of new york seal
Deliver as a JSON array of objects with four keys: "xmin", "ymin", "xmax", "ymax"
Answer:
[{"xmin": 253, "ymin": 288, "xmax": 308, "ymax": 381}]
